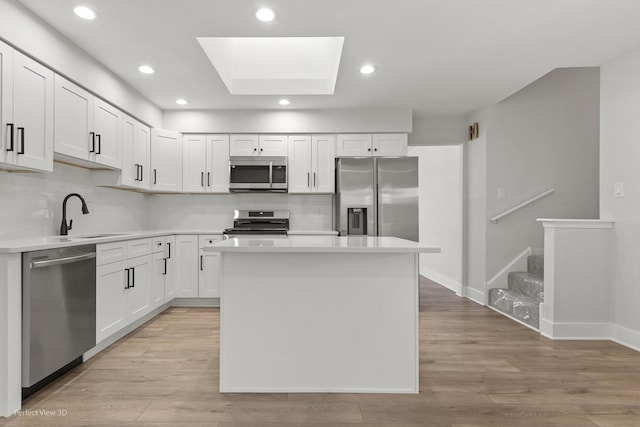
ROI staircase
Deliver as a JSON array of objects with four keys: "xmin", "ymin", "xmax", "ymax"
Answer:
[{"xmin": 488, "ymin": 255, "xmax": 544, "ymax": 329}]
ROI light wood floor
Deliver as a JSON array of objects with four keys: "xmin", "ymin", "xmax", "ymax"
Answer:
[{"xmin": 2, "ymin": 277, "xmax": 640, "ymax": 426}]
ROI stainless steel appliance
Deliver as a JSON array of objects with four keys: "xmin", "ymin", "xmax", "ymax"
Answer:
[
  {"xmin": 22, "ymin": 245, "xmax": 97, "ymax": 397},
  {"xmin": 335, "ymin": 157, "xmax": 419, "ymax": 241},
  {"xmin": 223, "ymin": 210, "xmax": 290, "ymax": 236},
  {"xmin": 229, "ymin": 156, "xmax": 288, "ymax": 192}
]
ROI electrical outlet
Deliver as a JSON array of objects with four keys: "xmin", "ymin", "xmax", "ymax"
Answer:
[
  {"xmin": 614, "ymin": 181, "xmax": 624, "ymax": 198},
  {"xmin": 311, "ymin": 207, "xmax": 321, "ymax": 215}
]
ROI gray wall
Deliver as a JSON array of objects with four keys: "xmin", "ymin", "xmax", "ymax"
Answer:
[
  {"xmin": 409, "ymin": 116, "xmax": 468, "ymax": 146},
  {"xmin": 466, "ymin": 68, "xmax": 600, "ymax": 301}
]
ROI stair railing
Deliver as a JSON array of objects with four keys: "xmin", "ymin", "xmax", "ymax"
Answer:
[{"xmin": 490, "ymin": 188, "xmax": 555, "ymax": 223}]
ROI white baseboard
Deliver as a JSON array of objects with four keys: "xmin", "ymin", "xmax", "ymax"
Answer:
[
  {"xmin": 610, "ymin": 323, "xmax": 640, "ymax": 352},
  {"xmin": 419, "ymin": 265, "xmax": 462, "ymax": 294},
  {"xmin": 171, "ymin": 297, "xmax": 219, "ymax": 307},
  {"xmin": 539, "ymin": 318, "xmax": 610, "ymax": 340},
  {"xmin": 465, "ymin": 286, "xmax": 485, "ymax": 306}
]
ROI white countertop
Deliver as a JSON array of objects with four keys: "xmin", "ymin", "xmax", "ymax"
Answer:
[
  {"xmin": 205, "ymin": 235, "xmax": 441, "ymax": 254},
  {"xmin": 0, "ymin": 230, "xmax": 340, "ymax": 253}
]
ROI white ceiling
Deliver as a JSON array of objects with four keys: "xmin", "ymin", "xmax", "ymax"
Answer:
[{"xmin": 15, "ymin": 0, "xmax": 640, "ymax": 117}]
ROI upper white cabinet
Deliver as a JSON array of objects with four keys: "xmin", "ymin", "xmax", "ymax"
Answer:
[
  {"xmin": 0, "ymin": 43, "xmax": 54, "ymax": 172},
  {"xmin": 288, "ymin": 134, "xmax": 335, "ymax": 194},
  {"xmin": 120, "ymin": 114, "xmax": 150, "ymax": 189},
  {"xmin": 182, "ymin": 134, "xmax": 230, "ymax": 193},
  {"xmin": 230, "ymin": 134, "xmax": 287, "ymax": 156},
  {"xmin": 336, "ymin": 133, "xmax": 407, "ymax": 157},
  {"xmin": 150, "ymin": 128, "xmax": 182, "ymax": 192},
  {"xmin": 54, "ymin": 75, "xmax": 121, "ymax": 169}
]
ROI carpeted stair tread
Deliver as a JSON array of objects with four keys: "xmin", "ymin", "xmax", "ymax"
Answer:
[{"xmin": 508, "ymin": 271, "xmax": 544, "ymax": 302}]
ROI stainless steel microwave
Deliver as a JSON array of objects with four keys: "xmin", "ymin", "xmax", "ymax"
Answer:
[{"xmin": 229, "ymin": 156, "xmax": 288, "ymax": 192}]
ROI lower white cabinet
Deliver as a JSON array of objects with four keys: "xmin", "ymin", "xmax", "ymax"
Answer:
[
  {"xmin": 151, "ymin": 235, "xmax": 175, "ymax": 307},
  {"xmin": 175, "ymin": 234, "xmax": 222, "ymax": 298},
  {"xmin": 199, "ymin": 235, "xmax": 222, "ymax": 298},
  {"xmin": 96, "ymin": 239, "xmax": 152, "ymax": 343}
]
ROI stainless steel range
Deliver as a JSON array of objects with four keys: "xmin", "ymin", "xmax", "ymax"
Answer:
[{"xmin": 223, "ymin": 210, "xmax": 290, "ymax": 237}]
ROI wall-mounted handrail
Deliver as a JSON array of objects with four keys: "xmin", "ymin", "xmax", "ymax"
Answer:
[{"xmin": 490, "ymin": 189, "xmax": 555, "ymax": 223}]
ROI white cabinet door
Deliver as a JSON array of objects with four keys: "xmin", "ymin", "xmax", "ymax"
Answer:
[
  {"xmin": 175, "ymin": 235, "xmax": 199, "ymax": 297},
  {"xmin": 312, "ymin": 134, "xmax": 335, "ymax": 193},
  {"xmin": 120, "ymin": 114, "xmax": 137, "ymax": 187},
  {"xmin": 151, "ymin": 251, "xmax": 167, "ymax": 310},
  {"xmin": 372, "ymin": 133, "xmax": 408, "ymax": 156},
  {"xmin": 199, "ymin": 250, "xmax": 221, "ymax": 298},
  {"xmin": 53, "ymin": 75, "xmax": 93, "ymax": 160},
  {"xmin": 207, "ymin": 134, "xmax": 229, "ymax": 193},
  {"xmin": 287, "ymin": 135, "xmax": 312, "ymax": 193},
  {"xmin": 151, "ymin": 128, "xmax": 182, "ymax": 192},
  {"xmin": 229, "ymin": 134, "xmax": 258, "ymax": 156},
  {"xmin": 96, "ymin": 260, "xmax": 128, "ymax": 343},
  {"xmin": 258, "ymin": 134, "xmax": 288, "ymax": 156},
  {"xmin": 182, "ymin": 134, "xmax": 207, "ymax": 192},
  {"xmin": 336, "ymin": 134, "xmax": 372, "ymax": 157},
  {"xmin": 164, "ymin": 235, "xmax": 176, "ymax": 302},
  {"xmin": 12, "ymin": 50, "xmax": 53, "ymax": 172},
  {"xmin": 92, "ymin": 98, "xmax": 121, "ymax": 168},
  {"xmin": 126, "ymin": 255, "xmax": 152, "ymax": 323},
  {"xmin": 135, "ymin": 123, "xmax": 151, "ymax": 189},
  {"xmin": 0, "ymin": 41, "xmax": 13, "ymax": 166}
]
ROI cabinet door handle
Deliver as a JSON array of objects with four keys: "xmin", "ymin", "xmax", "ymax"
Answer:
[
  {"xmin": 307, "ymin": 172, "xmax": 310, "ymax": 187},
  {"xmin": 125, "ymin": 268, "xmax": 130, "ymax": 289},
  {"xmin": 207, "ymin": 172, "xmax": 211, "ymax": 187},
  {"xmin": 134, "ymin": 164, "xmax": 139, "ymax": 181},
  {"xmin": 167, "ymin": 242, "xmax": 171, "ymax": 259},
  {"xmin": 201, "ymin": 171, "xmax": 204, "ymax": 186},
  {"xmin": 96, "ymin": 134, "xmax": 101, "ymax": 154},
  {"xmin": 130, "ymin": 267, "xmax": 135, "ymax": 288},
  {"xmin": 17, "ymin": 127, "xmax": 25, "ymax": 155},
  {"xmin": 89, "ymin": 132, "xmax": 95, "ymax": 153},
  {"xmin": 163, "ymin": 258, "xmax": 167, "ymax": 275},
  {"xmin": 153, "ymin": 169, "xmax": 157, "ymax": 184},
  {"xmin": 200, "ymin": 255, "xmax": 203, "ymax": 271},
  {"xmin": 6, "ymin": 123, "xmax": 14, "ymax": 151},
  {"xmin": 314, "ymin": 172, "xmax": 316, "ymax": 187},
  {"xmin": 140, "ymin": 165, "xmax": 143, "ymax": 182}
]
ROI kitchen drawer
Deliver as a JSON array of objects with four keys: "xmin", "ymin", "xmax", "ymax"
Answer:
[
  {"xmin": 152, "ymin": 236, "xmax": 165, "ymax": 253},
  {"xmin": 199, "ymin": 235, "xmax": 223, "ymax": 248},
  {"xmin": 127, "ymin": 238, "xmax": 152, "ymax": 257},
  {"xmin": 97, "ymin": 241, "xmax": 127, "ymax": 266}
]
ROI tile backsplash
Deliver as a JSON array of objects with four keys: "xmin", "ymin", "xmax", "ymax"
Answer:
[{"xmin": 0, "ymin": 162, "xmax": 333, "ymax": 240}]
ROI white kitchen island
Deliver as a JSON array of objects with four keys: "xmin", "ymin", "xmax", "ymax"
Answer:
[{"xmin": 206, "ymin": 235, "xmax": 440, "ymax": 394}]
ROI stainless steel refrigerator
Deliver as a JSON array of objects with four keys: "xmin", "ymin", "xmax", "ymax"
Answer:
[{"xmin": 335, "ymin": 157, "xmax": 419, "ymax": 241}]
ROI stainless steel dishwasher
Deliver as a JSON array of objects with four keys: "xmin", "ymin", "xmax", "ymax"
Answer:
[{"xmin": 22, "ymin": 244, "xmax": 96, "ymax": 397}]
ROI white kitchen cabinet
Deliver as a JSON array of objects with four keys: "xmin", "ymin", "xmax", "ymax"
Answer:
[
  {"xmin": 151, "ymin": 235, "xmax": 175, "ymax": 307},
  {"xmin": 54, "ymin": 75, "xmax": 121, "ymax": 169},
  {"xmin": 183, "ymin": 134, "xmax": 230, "ymax": 193},
  {"xmin": 288, "ymin": 134, "xmax": 335, "ymax": 194},
  {"xmin": 335, "ymin": 133, "xmax": 408, "ymax": 157},
  {"xmin": 230, "ymin": 134, "xmax": 287, "ymax": 157},
  {"xmin": 152, "ymin": 251, "xmax": 167, "ymax": 309},
  {"xmin": 120, "ymin": 114, "xmax": 150, "ymax": 189},
  {"xmin": 96, "ymin": 239, "xmax": 153, "ymax": 343},
  {"xmin": 151, "ymin": 128, "xmax": 182, "ymax": 192},
  {"xmin": 372, "ymin": 133, "xmax": 408, "ymax": 156},
  {"xmin": 174, "ymin": 235, "xmax": 199, "ymax": 297},
  {"xmin": 0, "ymin": 43, "xmax": 53, "ymax": 172},
  {"xmin": 164, "ymin": 235, "xmax": 176, "ymax": 301},
  {"xmin": 198, "ymin": 235, "xmax": 222, "ymax": 298}
]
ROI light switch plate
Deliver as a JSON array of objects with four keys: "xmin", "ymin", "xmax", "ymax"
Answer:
[
  {"xmin": 497, "ymin": 187, "xmax": 506, "ymax": 199},
  {"xmin": 614, "ymin": 181, "xmax": 624, "ymax": 198}
]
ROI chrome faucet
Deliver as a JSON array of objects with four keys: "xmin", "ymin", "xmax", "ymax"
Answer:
[{"xmin": 60, "ymin": 193, "xmax": 90, "ymax": 235}]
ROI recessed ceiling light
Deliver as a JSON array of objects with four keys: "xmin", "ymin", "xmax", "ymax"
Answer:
[
  {"xmin": 176, "ymin": 99, "xmax": 188, "ymax": 105},
  {"xmin": 73, "ymin": 6, "xmax": 96, "ymax": 20},
  {"xmin": 279, "ymin": 99, "xmax": 290, "ymax": 106},
  {"xmin": 256, "ymin": 8, "xmax": 275, "ymax": 22},
  {"xmin": 360, "ymin": 64, "xmax": 376, "ymax": 75},
  {"xmin": 138, "ymin": 65, "xmax": 155, "ymax": 74}
]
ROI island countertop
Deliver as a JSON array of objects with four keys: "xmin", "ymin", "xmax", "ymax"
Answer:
[{"xmin": 205, "ymin": 235, "xmax": 440, "ymax": 254}]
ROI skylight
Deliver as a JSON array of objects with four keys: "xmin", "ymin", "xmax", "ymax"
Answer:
[{"xmin": 196, "ymin": 37, "xmax": 344, "ymax": 95}]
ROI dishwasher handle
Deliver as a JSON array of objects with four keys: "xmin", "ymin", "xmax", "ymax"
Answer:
[{"xmin": 30, "ymin": 252, "xmax": 96, "ymax": 269}]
